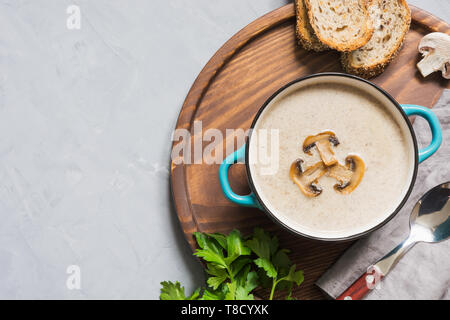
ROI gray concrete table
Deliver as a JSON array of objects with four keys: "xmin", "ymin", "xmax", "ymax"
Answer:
[{"xmin": 0, "ymin": 0, "xmax": 448, "ymax": 299}]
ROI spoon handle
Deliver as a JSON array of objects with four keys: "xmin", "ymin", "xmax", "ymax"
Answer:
[
  {"xmin": 336, "ymin": 267, "xmax": 384, "ymax": 300},
  {"xmin": 336, "ymin": 237, "xmax": 416, "ymax": 300}
]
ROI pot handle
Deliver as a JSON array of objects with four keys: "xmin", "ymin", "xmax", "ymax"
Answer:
[
  {"xmin": 401, "ymin": 104, "xmax": 442, "ymax": 163},
  {"xmin": 219, "ymin": 144, "xmax": 260, "ymax": 208}
]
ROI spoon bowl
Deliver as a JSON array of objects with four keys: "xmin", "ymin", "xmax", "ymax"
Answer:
[{"xmin": 409, "ymin": 182, "xmax": 450, "ymax": 243}]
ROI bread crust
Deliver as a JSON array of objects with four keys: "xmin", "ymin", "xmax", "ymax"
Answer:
[
  {"xmin": 295, "ymin": 0, "xmax": 328, "ymax": 52},
  {"xmin": 341, "ymin": 0, "xmax": 411, "ymax": 78},
  {"xmin": 304, "ymin": 0, "xmax": 374, "ymax": 52}
]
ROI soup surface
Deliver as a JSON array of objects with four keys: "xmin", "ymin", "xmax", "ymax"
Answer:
[{"xmin": 249, "ymin": 81, "xmax": 414, "ymax": 239}]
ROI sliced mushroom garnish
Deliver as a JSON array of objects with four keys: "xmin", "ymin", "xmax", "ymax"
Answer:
[
  {"xmin": 303, "ymin": 131, "xmax": 340, "ymax": 166},
  {"xmin": 289, "ymin": 159, "xmax": 327, "ymax": 197},
  {"xmin": 417, "ymin": 32, "xmax": 450, "ymax": 79},
  {"xmin": 327, "ymin": 155, "xmax": 365, "ymax": 194}
]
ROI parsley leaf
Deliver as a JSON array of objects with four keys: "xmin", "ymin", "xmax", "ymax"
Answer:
[
  {"xmin": 201, "ymin": 288, "xmax": 226, "ymax": 300},
  {"xmin": 207, "ymin": 233, "xmax": 227, "ymax": 249},
  {"xmin": 207, "ymin": 275, "xmax": 228, "ymax": 290},
  {"xmin": 231, "ymin": 257, "xmax": 252, "ymax": 278},
  {"xmin": 226, "ymin": 271, "xmax": 259, "ymax": 300},
  {"xmin": 194, "ymin": 249, "xmax": 227, "ymax": 268},
  {"xmin": 160, "ymin": 281, "xmax": 200, "ymax": 300},
  {"xmin": 283, "ymin": 264, "xmax": 305, "ymax": 286},
  {"xmin": 254, "ymin": 257, "xmax": 277, "ymax": 278}
]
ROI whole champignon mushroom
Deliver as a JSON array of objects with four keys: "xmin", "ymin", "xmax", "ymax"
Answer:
[
  {"xmin": 289, "ymin": 159, "xmax": 327, "ymax": 197},
  {"xmin": 327, "ymin": 155, "xmax": 365, "ymax": 195},
  {"xmin": 417, "ymin": 32, "xmax": 450, "ymax": 79},
  {"xmin": 302, "ymin": 131, "xmax": 340, "ymax": 166}
]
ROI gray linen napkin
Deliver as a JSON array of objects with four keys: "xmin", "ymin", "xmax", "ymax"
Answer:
[{"xmin": 316, "ymin": 90, "xmax": 450, "ymax": 300}]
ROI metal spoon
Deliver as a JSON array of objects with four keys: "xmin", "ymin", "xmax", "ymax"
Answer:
[{"xmin": 337, "ymin": 182, "xmax": 450, "ymax": 300}]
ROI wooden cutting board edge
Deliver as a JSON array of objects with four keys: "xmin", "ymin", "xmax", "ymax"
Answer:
[{"xmin": 169, "ymin": 3, "xmax": 450, "ymax": 299}]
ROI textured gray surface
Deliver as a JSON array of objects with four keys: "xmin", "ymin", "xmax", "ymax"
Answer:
[
  {"xmin": 317, "ymin": 92, "xmax": 450, "ymax": 300},
  {"xmin": 0, "ymin": 0, "xmax": 447, "ymax": 299}
]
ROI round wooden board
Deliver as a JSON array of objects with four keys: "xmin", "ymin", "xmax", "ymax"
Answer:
[{"xmin": 170, "ymin": 4, "xmax": 449, "ymax": 300}]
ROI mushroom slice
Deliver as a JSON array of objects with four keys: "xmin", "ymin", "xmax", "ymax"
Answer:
[
  {"xmin": 290, "ymin": 159, "xmax": 327, "ymax": 197},
  {"xmin": 327, "ymin": 155, "xmax": 365, "ymax": 194},
  {"xmin": 303, "ymin": 131, "xmax": 340, "ymax": 166},
  {"xmin": 417, "ymin": 32, "xmax": 450, "ymax": 79}
]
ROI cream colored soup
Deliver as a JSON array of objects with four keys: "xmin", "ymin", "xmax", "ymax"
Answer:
[{"xmin": 249, "ymin": 82, "xmax": 413, "ymax": 239}]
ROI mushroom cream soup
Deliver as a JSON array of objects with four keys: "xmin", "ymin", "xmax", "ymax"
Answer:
[{"xmin": 248, "ymin": 81, "xmax": 414, "ymax": 239}]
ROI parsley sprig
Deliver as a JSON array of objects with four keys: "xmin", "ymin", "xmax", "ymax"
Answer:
[
  {"xmin": 246, "ymin": 228, "xmax": 304, "ymax": 300},
  {"xmin": 160, "ymin": 228, "xmax": 304, "ymax": 300}
]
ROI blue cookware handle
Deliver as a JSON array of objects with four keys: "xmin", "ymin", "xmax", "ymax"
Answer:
[
  {"xmin": 219, "ymin": 144, "xmax": 260, "ymax": 208},
  {"xmin": 401, "ymin": 104, "xmax": 442, "ymax": 163}
]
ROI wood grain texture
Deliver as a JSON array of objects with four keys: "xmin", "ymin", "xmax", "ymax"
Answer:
[{"xmin": 170, "ymin": 3, "xmax": 449, "ymax": 300}]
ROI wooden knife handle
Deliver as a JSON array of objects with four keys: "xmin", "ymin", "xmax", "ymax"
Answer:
[{"xmin": 336, "ymin": 268, "xmax": 384, "ymax": 300}]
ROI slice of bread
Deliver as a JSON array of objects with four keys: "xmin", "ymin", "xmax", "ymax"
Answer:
[
  {"xmin": 295, "ymin": 0, "xmax": 328, "ymax": 51},
  {"xmin": 304, "ymin": 0, "xmax": 374, "ymax": 52},
  {"xmin": 341, "ymin": 0, "xmax": 411, "ymax": 78}
]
